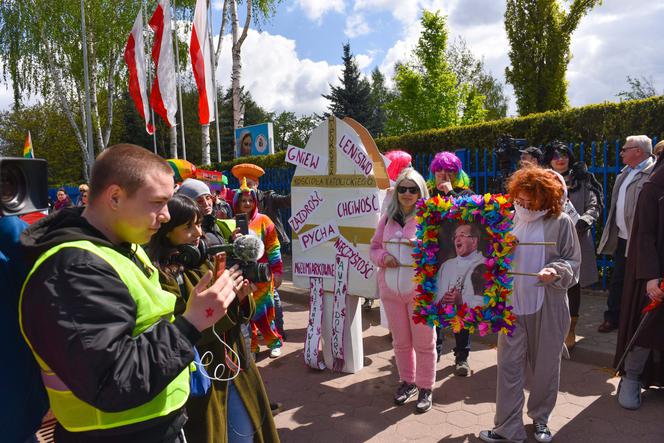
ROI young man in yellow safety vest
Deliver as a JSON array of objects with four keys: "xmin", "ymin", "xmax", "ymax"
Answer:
[{"xmin": 19, "ymin": 144, "xmax": 245, "ymax": 442}]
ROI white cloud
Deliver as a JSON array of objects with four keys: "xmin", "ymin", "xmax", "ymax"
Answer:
[
  {"xmin": 215, "ymin": 30, "xmax": 342, "ymax": 115},
  {"xmin": 355, "ymin": 53, "xmax": 374, "ymax": 70},
  {"xmin": 345, "ymin": 14, "xmax": 371, "ymax": 38},
  {"xmin": 296, "ymin": 0, "xmax": 345, "ymax": 23}
]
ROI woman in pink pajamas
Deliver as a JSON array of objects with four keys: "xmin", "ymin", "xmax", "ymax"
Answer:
[{"xmin": 370, "ymin": 168, "xmax": 435, "ymax": 413}]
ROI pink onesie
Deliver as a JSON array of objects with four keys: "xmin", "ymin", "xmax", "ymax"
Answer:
[{"xmin": 370, "ymin": 213, "xmax": 436, "ymax": 389}]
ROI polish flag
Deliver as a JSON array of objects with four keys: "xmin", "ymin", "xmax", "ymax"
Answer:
[
  {"xmin": 190, "ymin": 0, "xmax": 215, "ymax": 125},
  {"xmin": 124, "ymin": 11, "xmax": 154, "ymax": 134},
  {"xmin": 149, "ymin": 0, "xmax": 178, "ymax": 127}
]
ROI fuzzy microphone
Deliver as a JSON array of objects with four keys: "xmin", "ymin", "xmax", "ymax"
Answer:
[{"xmin": 232, "ymin": 234, "xmax": 264, "ymax": 261}]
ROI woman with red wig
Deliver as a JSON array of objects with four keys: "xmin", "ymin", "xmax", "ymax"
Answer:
[
  {"xmin": 479, "ymin": 166, "xmax": 580, "ymax": 443},
  {"xmin": 234, "ymin": 178, "xmax": 284, "ymax": 359}
]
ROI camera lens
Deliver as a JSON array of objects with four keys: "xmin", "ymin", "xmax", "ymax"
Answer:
[{"xmin": 0, "ymin": 163, "xmax": 27, "ymax": 213}]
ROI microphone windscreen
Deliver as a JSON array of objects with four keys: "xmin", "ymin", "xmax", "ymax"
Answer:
[{"xmin": 233, "ymin": 234, "xmax": 264, "ymax": 261}]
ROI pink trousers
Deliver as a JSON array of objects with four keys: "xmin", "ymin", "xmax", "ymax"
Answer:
[{"xmin": 380, "ymin": 285, "xmax": 436, "ymax": 389}]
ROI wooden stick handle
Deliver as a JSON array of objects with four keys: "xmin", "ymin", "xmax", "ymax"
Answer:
[{"xmin": 508, "ymin": 271, "xmax": 540, "ymax": 277}]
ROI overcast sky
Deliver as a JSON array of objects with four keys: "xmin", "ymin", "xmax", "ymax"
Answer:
[{"xmin": 2, "ymin": 0, "xmax": 663, "ymax": 118}]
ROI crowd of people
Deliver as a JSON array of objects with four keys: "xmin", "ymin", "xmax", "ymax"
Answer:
[{"xmin": 3, "ymin": 134, "xmax": 663, "ymax": 443}]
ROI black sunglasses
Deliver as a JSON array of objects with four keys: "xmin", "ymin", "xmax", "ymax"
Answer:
[{"xmin": 397, "ymin": 186, "xmax": 419, "ymax": 195}]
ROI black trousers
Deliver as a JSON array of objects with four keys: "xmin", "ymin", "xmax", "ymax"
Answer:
[
  {"xmin": 568, "ymin": 283, "xmax": 581, "ymax": 317},
  {"xmin": 436, "ymin": 326, "xmax": 471, "ymax": 362},
  {"xmin": 605, "ymin": 238, "xmax": 627, "ymax": 325}
]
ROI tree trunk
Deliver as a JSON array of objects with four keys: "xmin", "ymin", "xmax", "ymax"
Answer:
[
  {"xmin": 87, "ymin": 30, "xmax": 104, "ymax": 155},
  {"xmin": 230, "ymin": 0, "xmax": 251, "ymax": 155},
  {"xmin": 103, "ymin": 53, "xmax": 119, "ymax": 149},
  {"xmin": 201, "ymin": 124, "xmax": 211, "ymax": 165},
  {"xmin": 169, "ymin": 125, "xmax": 178, "ymax": 158},
  {"xmin": 46, "ymin": 48, "xmax": 90, "ymax": 181}
]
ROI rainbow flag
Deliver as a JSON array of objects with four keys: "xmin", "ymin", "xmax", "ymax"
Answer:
[
  {"xmin": 167, "ymin": 158, "xmax": 196, "ymax": 183},
  {"xmin": 23, "ymin": 131, "xmax": 34, "ymax": 158}
]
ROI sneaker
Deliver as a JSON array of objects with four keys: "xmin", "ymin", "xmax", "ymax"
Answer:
[
  {"xmin": 455, "ymin": 360, "xmax": 471, "ymax": 377},
  {"xmin": 533, "ymin": 422, "xmax": 553, "ymax": 443},
  {"xmin": 394, "ymin": 382, "xmax": 418, "ymax": 405},
  {"xmin": 362, "ymin": 298, "xmax": 374, "ymax": 310},
  {"xmin": 415, "ymin": 388, "xmax": 432, "ymax": 413},
  {"xmin": 269, "ymin": 347, "xmax": 282, "ymax": 358},
  {"xmin": 617, "ymin": 377, "xmax": 642, "ymax": 410},
  {"xmin": 479, "ymin": 430, "xmax": 518, "ymax": 443}
]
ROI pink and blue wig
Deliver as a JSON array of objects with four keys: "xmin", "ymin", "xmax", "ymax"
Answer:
[{"xmin": 428, "ymin": 151, "xmax": 470, "ymax": 189}]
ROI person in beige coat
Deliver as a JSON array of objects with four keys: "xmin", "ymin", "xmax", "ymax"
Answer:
[{"xmin": 597, "ymin": 135, "xmax": 655, "ymax": 332}]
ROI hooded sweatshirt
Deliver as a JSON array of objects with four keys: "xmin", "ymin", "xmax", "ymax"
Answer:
[{"xmin": 19, "ymin": 207, "xmax": 200, "ymax": 442}]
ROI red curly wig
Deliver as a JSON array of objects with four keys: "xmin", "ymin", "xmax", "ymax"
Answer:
[{"xmin": 506, "ymin": 166, "xmax": 564, "ymax": 217}]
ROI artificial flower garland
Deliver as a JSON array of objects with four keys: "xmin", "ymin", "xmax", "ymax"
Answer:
[{"xmin": 412, "ymin": 193, "xmax": 517, "ymax": 336}]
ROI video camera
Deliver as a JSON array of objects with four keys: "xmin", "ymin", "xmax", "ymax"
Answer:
[
  {"xmin": 491, "ymin": 135, "xmax": 528, "ymax": 193},
  {"xmin": 0, "ymin": 157, "xmax": 49, "ymax": 217},
  {"xmin": 171, "ymin": 234, "xmax": 272, "ymax": 283}
]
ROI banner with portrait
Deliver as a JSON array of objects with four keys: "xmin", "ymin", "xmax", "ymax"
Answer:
[{"xmin": 413, "ymin": 194, "xmax": 517, "ymax": 336}]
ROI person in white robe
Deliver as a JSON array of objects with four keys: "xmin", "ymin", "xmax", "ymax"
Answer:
[{"xmin": 479, "ymin": 166, "xmax": 581, "ymax": 443}]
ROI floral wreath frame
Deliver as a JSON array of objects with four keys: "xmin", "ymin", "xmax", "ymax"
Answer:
[{"xmin": 412, "ymin": 194, "xmax": 517, "ymax": 336}]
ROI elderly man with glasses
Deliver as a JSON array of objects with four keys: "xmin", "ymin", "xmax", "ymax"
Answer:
[{"xmin": 597, "ymin": 135, "xmax": 656, "ymax": 332}]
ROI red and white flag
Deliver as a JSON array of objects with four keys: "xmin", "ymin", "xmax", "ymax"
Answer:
[
  {"xmin": 124, "ymin": 11, "xmax": 154, "ymax": 134},
  {"xmin": 190, "ymin": 0, "xmax": 215, "ymax": 125},
  {"xmin": 149, "ymin": 0, "xmax": 178, "ymax": 127}
]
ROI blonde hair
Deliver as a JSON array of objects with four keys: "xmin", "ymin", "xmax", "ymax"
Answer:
[
  {"xmin": 385, "ymin": 168, "xmax": 429, "ymax": 221},
  {"xmin": 654, "ymin": 140, "xmax": 664, "ymax": 158}
]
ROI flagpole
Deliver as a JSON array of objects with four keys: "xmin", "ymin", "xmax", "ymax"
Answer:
[
  {"xmin": 172, "ymin": 0, "xmax": 187, "ymax": 160},
  {"xmin": 80, "ymin": 0, "xmax": 95, "ymax": 170},
  {"xmin": 207, "ymin": 2, "xmax": 222, "ymax": 163},
  {"xmin": 143, "ymin": 0, "xmax": 158, "ymax": 154}
]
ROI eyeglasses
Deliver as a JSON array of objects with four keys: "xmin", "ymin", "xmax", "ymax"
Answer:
[
  {"xmin": 620, "ymin": 146, "xmax": 639, "ymax": 153},
  {"xmin": 453, "ymin": 233, "xmax": 476, "ymax": 240},
  {"xmin": 397, "ymin": 186, "xmax": 419, "ymax": 195}
]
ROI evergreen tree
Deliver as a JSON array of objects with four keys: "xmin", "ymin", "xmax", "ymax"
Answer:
[
  {"xmin": 366, "ymin": 67, "xmax": 393, "ymax": 137},
  {"xmin": 504, "ymin": 0, "xmax": 601, "ymax": 115},
  {"xmin": 322, "ymin": 43, "xmax": 373, "ymax": 127}
]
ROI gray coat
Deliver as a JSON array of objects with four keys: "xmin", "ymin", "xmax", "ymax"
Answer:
[
  {"xmin": 597, "ymin": 160, "xmax": 655, "ymax": 257},
  {"xmin": 568, "ymin": 179, "xmax": 601, "ymax": 287}
]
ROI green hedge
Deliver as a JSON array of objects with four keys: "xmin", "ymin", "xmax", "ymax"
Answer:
[
  {"xmin": 206, "ymin": 96, "xmax": 664, "ymax": 170},
  {"xmin": 377, "ymin": 96, "xmax": 664, "ymax": 154}
]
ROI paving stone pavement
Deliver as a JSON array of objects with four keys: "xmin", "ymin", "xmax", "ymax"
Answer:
[{"xmin": 255, "ymin": 271, "xmax": 664, "ymax": 442}]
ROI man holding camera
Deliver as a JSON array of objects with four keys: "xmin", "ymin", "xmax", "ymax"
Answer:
[{"xmin": 19, "ymin": 144, "xmax": 243, "ymax": 442}]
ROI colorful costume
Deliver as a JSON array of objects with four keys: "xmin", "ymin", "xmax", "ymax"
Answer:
[
  {"xmin": 370, "ymin": 213, "xmax": 436, "ymax": 390},
  {"xmin": 234, "ymin": 181, "xmax": 284, "ymax": 352}
]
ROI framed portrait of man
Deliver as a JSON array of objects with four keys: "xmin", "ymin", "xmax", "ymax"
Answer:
[{"xmin": 413, "ymin": 194, "xmax": 517, "ymax": 336}]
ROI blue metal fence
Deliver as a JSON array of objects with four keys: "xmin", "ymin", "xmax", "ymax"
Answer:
[
  {"xmin": 49, "ymin": 138, "xmax": 658, "ymax": 290},
  {"xmin": 247, "ymin": 138, "xmax": 662, "ymax": 290}
]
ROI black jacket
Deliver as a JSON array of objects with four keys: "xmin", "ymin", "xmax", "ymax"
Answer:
[
  {"xmin": 256, "ymin": 189, "xmax": 291, "ymax": 245},
  {"xmin": 20, "ymin": 208, "xmax": 200, "ymax": 442}
]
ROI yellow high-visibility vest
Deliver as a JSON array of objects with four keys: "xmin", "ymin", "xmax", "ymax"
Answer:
[{"xmin": 19, "ymin": 241, "xmax": 189, "ymax": 432}]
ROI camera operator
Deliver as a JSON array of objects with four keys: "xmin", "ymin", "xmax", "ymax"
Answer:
[
  {"xmin": 146, "ymin": 194, "xmax": 279, "ymax": 443},
  {"xmin": 493, "ymin": 135, "xmax": 527, "ymax": 193},
  {"xmin": 1, "ymin": 216, "xmax": 49, "ymax": 442},
  {"xmin": 19, "ymin": 144, "xmax": 242, "ymax": 443}
]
